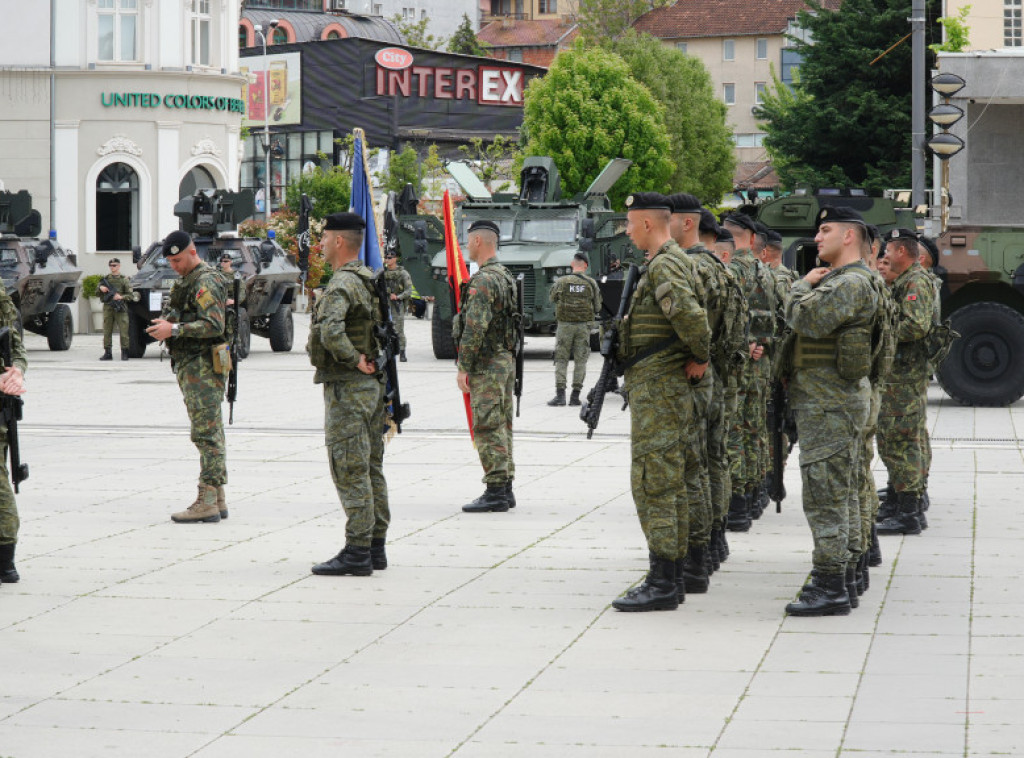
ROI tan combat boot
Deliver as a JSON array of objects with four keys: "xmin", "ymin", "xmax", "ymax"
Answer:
[
  {"xmin": 216, "ymin": 485, "xmax": 228, "ymax": 520},
  {"xmin": 171, "ymin": 484, "xmax": 221, "ymax": 524}
]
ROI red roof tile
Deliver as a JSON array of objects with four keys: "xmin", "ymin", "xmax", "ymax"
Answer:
[
  {"xmin": 634, "ymin": 0, "xmax": 842, "ymax": 39},
  {"xmin": 478, "ymin": 18, "xmax": 579, "ymax": 48}
]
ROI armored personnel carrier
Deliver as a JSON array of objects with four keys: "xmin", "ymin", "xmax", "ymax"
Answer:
[
  {"xmin": 385, "ymin": 157, "xmax": 640, "ymax": 359},
  {"xmin": 0, "ymin": 190, "xmax": 82, "ymax": 350},
  {"xmin": 128, "ymin": 189, "xmax": 300, "ymax": 358}
]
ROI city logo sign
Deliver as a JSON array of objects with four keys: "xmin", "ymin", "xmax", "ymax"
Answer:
[
  {"xmin": 375, "ymin": 47, "xmax": 414, "ymax": 71},
  {"xmin": 376, "ymin": 62, "xmax": 527, "ymax": 107}
]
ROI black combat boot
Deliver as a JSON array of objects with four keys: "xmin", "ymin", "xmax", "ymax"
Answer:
[
  {"xmin": 681, "ymin": 544, "xmax": 710, "ymax": 594},
  {"xmin": 504, "ymin": 479, "xmax": 516, "ymax": 509},
  {"xmin": 568, "ymin": 389, "xmax": 582, "ymax": 406},
  {"xmin": 719, "ymin": 519, "xmax": 731, "ymax": 559},
  {"xmin": 311, "ymin": 544, "xmax": 373, "ymax": 576},
  {"xmin": 370, "ymin": 537, "xmax": 387, "ymax": 570},
  {"xmin": 917, "ymin": 496, "xmax": 929, "ymax": 530},
  {"xmin": 0, "ymin": 542, "xmax": 19, "ymax": 583},
  {"xmin": 612, "ymin": 554, "xmax": 679, "ymax": 612},
  {"xmin": 857, "ymin": 553, "xmax": 869, "ymax": 594},
  {"xmin": 100, "ymin": 348, "xmax": 113, "ymax": 361},
  {"xmin": 765, "ymin": 471, "xmax": 786, "ymax": 502},
  {"xmin": 462, "ymin": 484, "xmax": 511, "ymax": 513},
  {"xmin": 751, "ymin": 484, "xmax": 769, "ymax": 520},
  {"xmin": 876, "ymin": 484, "xmax": 897, "ymax": 521},
  {"xmin": 867, "ymin": 524, "xmax": 882, "ymax": 567},
  {"xmin": 726, "ymin": 492, "xmax": 751, "ymax": 532},
  {"xmin": 784, "ymin": 571, "xmax": 851, "ymax": 616},
  {"xmin": 708, "ymin": 527, "xmax": 722, "ymax": 572},
  {"xmin": 400, "ymin": 350, "xmax": 407, "ymax": 362},
  {"xmin": 121, "ymin": 349, "xmax": 129, "ymax": 361},
  {"xmin": 920, "ymin": 490, "xmax": 930, "ymax": 511},
  {"xmin": 547, "ymin": 388, "xmax": 566, "ymax": 407},
  {"xmin": 877, "ymin": 493, "xmax": 922, "ymax": 535},
  {"xmin": 845, "ymin": 564, "xmax": 860, "ymax": 609}
]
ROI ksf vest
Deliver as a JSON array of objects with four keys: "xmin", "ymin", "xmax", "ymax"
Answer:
[{"xmin": 554, "ymin": 273, "xmax": 597, "ymax": 323}]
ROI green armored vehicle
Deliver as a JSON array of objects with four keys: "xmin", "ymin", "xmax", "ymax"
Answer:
[
  {"xmin": 128, "ymin": 189, "xmax": 300, "ymax": 358},
  {"xmin": 0, "ymin": 190, "xmax": 82, "ymax": 350},
  {"xmin": 384, "ymin": 157, "xmax": 641, "ymax": 359}
]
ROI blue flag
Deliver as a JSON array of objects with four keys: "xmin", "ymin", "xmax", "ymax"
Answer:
[{"xmin": 349, "ymin": 134, "xmax": 383, "ymax": 271}]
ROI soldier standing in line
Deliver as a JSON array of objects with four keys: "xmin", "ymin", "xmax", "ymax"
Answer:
[
  {"xmin": 782, "ymin": 207, "xmax": 878, "ymax": 616},
  {"xmin": 612, "ymin": 193, "xmax": 710, "ymax": 612},
  {"xmin": 308, "ymin": 213, "xmax": 390, "ymax": 576},
  {"xmin": 146, "ymin": 232, "xmax": 231, "ymax": 524},
  {"xmin": 916, "ymin": 234, "xmax": 945, "ymax": 514},
  {"xmin": 454, "ymin": 219, "xmax": 518, "ymax": 514},
  {"xmin": 547, "ymin": 252, "xmax": 601, "ymax": 407},
  {"xmin": 98, "ymin": 258, "xmax": 139, "ymax": 361},
  {"xmin": 384, "ymin": 251, "xmax": 413, "ymax": 362},
  {"xmin": 0, "ymin": 282, "xmax": 26, "ymax": 584},
  {"xmin": 875, "ymin": 229, "xmax": 936, "ymax": 536}
]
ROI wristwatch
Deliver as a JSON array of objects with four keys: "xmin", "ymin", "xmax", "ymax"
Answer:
[{"xmin": 171, "ymin": 323, "xmax": 180, "ymax": 338}]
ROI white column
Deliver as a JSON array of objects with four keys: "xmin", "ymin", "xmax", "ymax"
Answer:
[
  {"xmin": 52, "ymin": 120, "xmax": 80, "ymax": 251},
  {"xmin": 226, "ymin": 125, "xmax": 240, "ymax": 191},
  {"xmin": 156, "ymin": 121, "xmax": 180, "ymax": 235}
]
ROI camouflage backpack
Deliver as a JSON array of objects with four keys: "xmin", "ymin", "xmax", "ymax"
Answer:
[
  {"xmin": 924, "ymin": 318, "xmax": 960, "ymax": 368},
  {"xmin": 704, "ymin": 254, "xmax": 749, "ymax": 375},
  {"xmin": 845, "ymin": 266, "xmax": 898, "ymax": 383}
]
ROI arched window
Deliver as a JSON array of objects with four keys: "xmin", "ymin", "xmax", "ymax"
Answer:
[
  {"xmin": 272, "ymin": 27, "xmax": 288, "ymax": 45},
  {"xmin": 239, "ymin": 24, "xmax": 249, "ymax": 49},
  {"xmin": 96, "ymin": 162, "xmax": 139, "ymax": 251},
  {"xmin": 179, "ymin": 165, "xmax": 217, "ymax": 200},
  {"xmin": 326, "ymin": 30, "xmax": 341, "ymax": 40}
]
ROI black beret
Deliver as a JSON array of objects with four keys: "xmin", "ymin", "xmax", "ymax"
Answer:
[
  {"xmin": 109, "ymin": 257, "xmax": 120, "ymax": 264},
  {"xmin": 817, "ymin": 205, "xmax": 867, "ymax": 227},
  {"xmin": 573, "ymin": 252, "xmax": 589, "ymax": 265},
  {"xmin": 467, "ymin": 219, "xmax": 500, "ymax": 236},
  {"xmin": 162, "ymin": 230, "xmax": 193, "ymax": 256},
  {"xmin": 765, "ymin": 230, "xmax": 783, "ymax": 246},
  {"xmin": 885, "ymin": 228, "xmax": 919, "ymax": 243},
  {"xmin": 722, "ymin": 213, "xmax": 757, "ymax": 232},
  {"xmin": 625, "ymin": 192, "xmax": 672, "ymax": 211},
  {"xmin": 324, "ymin": 212, "xmax": 366, "ymax": 232},
  {"xmin": 667, "ymin": 192, "xmax": 702, "ymax": 214},
  {"xmin": 716, "ymin": 227, "xmax": 734, "ymax": 243},
  {"xmin": 219, "ymin": 253, "xmax": 232, "ymax": 261},
  {"xmin": 918, "ymin": 234, "xmax": 939, "ymax": 259},
  {"xmin": 699, "ymin": 208, "xmax": 719, "ymax": 235},
  {"xmin": 753, "ymin": 221, "xmax": 770, "ymax": 237}
]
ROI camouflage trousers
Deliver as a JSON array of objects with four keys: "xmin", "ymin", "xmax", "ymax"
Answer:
[
  {"xmin": 324, "ymin": 377, "xmax": 390, "ymax": 546},
  {"xmin": 707, "ymin": 368, "xmax": 729, "ymax": 528},
  {"xmin": 0, "ymin": 429, "xmax": 17, "ymax": 545},
  {"xmin": 553, "ymin": 321, "xmax": 591, "ymax": 391},
  {"xmin": 103, "ymin": 306, "xmax": 130, "ymax": 350},
  {"xmin": 721, "ymin": 378, "xmax": 739, "ymax": 514},
  {"xmin": 729, "ymin": 358, "xmax": 768, "ymax": 492},
  {"xmin": 469, "ymin": 353, "xmax": 515, "ymax": 486},
  {"xmin": 877, "ymin": 376, "xmax": 929, "ymax": 496},
  {"xmin": 689, "ymin": 368, "xmax": 714, "ymax": 548},
  {"xmin": 390, "ymin": 305, "xmax": 407, "ymax": 351},
  {"xmin": 795, "ymin": 404, "xmax": 869, "ymax": 574},
  {"xmin": 627, "ymin": 371, "xmax": 700, "ymax": 561},
  {"xmin": 176, "ymin": 355, "xmax": 226, "ymax": 486},
  {"xmin": 856, "ymin": 383, "xmax": 883, "ymax": 554}
]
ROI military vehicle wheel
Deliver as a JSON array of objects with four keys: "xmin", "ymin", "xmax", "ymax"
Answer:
[
  {"xmin": 937, "ymin": 302, "xmax": 1024, "ymax": 407},
  {"xmin": 268, "ymin": 305, "xmax": 293, "ymax": 352},
  {"xmin": 45, "ymin": 304, "xmax": 73, "ymax": 351},
  {"xmin": 431, "ymin": 304, "xmax": 456, "ymax": 360},
  {"xmin": 236, "ymin": 307, "xmax": 251, "ymax": 360},
  {"xmin": 128, "ymin": 316, "xmax": 147, "ymax": 358}
]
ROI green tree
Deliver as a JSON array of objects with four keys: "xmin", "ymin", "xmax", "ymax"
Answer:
[
  {"xmin": 447, "ymin": 13, "xmax": 488, "ymax": 56},
  {"xmin": 607, "ymin": 31, "xmax": 734, "ymax": 203},
  {"xmin": 522, "ymin": 42, "xmax": 674, "ymax": 207},
  {"xmin": 576, "ymin": 0, "xmax": 671, "ymax": 43},
  {"xmin": 391, "ymin": 14, "xmax": 444, "ymax": 50},
  {"xmin": 930, "ymin": 4, "xmax": 971, "ymax": 53},
  {"xmin": 755, "ymin": 0, "xmax": 942, "ymax": 194},
  {"xmin": 380, "ymin": 145, "xmax": 423, "ymax": 195},
  {"xmin": 284, "ymin": 163, "xmax": 351, "ymax": 219},
  {"xmin": 458, "ymin": 135, "xmax": 522, "ymax": 193}
]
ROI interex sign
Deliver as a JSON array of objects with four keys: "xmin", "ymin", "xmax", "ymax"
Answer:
[{"xmin": 374, "ymin": 47, "xmax": 526, "ymax": 108}]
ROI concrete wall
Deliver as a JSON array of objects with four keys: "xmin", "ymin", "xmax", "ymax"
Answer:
[{"xmin": 947, "ymin": 0, "xmax": 1007, "ymax": 51}]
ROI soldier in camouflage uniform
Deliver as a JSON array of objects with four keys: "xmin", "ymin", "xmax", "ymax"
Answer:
[
  {"xmin": 612, "ymin": 193, "xmax": 710, "ymax": 612},
  {"xmin": 876, "ymin": 229, "xmax": 936, "ymax": 536},
  {"xmin": 454, "ymin": 219, "xmax": 518, "ymax": 513},
  {"xmin": 547, "ymin": 252, "xmax": 601, "ymax": 407},
  {"xmin": 307, "ymin": 213, "xmax": 391, "ymax": 576},
  {"xmin": 917, "ymin": 235, "xmax": 945, "ymax": 513},
  {"xmin": 0, "ymin": 283, "xmax": 27, "ymax": 584},
  {"xmin": 98, "ymin": 258, "xmax": 140, "ymax": 361},
  {"xmin": 384, "ymin": 251, "xmax": 413, "ymax": 361},
  {"xmin": 147, "ymin": 231, "xmax": 231, "ymax": 524},
  {"xmin": 782, "ymin": 206, "xmax": 878, "ymax": 617}
]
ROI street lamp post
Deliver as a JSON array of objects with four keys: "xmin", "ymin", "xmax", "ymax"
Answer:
[
  {"xmin": 252, "ymin": 20, "xmax": 279, "ymax": 222},
  {"xmin": 927, "ymin": 72, "xmax": 967, "ymax": 234}
]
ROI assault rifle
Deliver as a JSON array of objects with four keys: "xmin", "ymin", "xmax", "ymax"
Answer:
[
  {"xmin": 373, "ymin": 271, "xmax": 411, "ymax": 432},
  {"xmin": 0, "ymin": 328, "xmax": 28, "ymax": 493},
  {"xmin": 579, "ymin": 263, "xmax": 640, "ymax": 439},
  {"xmin": 98, "ymin": 277, "xmax": 127, "ymax": 313},
  {"xmin": 226, "ymin": 273, "xmax": 240, "ymax": 425},
  {"xmin": 514, "ymin": 273, "xmax": 525, "ymax": 417}
]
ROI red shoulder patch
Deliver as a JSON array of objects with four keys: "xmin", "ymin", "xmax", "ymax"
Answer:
[
  {"xmin": 906, "ymin": 294, "xmax": 917, "ymax": 301},
  {"xmin": 468, "ymin": 288, "xmax": 477, "ymax": 296},
  {"xmin": 196, "ymin": 288, "xmax": 205, "ymax": 299}
]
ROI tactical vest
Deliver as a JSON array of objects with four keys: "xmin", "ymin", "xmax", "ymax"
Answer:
[
  {"xmin": 620, "ymin": 270, "xmax": 681, "ymax": 365},
  {"xmin": 454, "ymin": 264, "xmax": 518, "ymax": 352},
  {"xmin": 167, "ymin": 266, "xmax": 226, "ymax": 358},
  {"xmin": 747, "ymin": 260, "xmax": 777, "ymax": 343},
  {"xmin": 308, "ymin": 268, "xmax": 379, "ymax": 372},
  {"xmin": 555, "ymin": 273, "xmax": 597, "ymax": 323}
]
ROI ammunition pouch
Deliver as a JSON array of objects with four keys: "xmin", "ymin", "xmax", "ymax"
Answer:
[
  {"xmin": 836, "ymin": 328, "xmax": 872, "ymax": 381},
  {"xmin": 212, "ymin": 343, "xmax": 232, "ymax": 375}
]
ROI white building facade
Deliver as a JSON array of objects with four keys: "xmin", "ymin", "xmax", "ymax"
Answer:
[{"xmin": 0, "ymin": 0, "xmax": 244, "ymax": 287}]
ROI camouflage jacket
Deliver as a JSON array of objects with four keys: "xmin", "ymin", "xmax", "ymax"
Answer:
[
  {"xmin": 0, "ymin": 287, "xmax": 26, "ymax": 375},
  {"xmin": 549, "ymin": 271, "xmax": 601, "ymax": 323},
  {"xmin": 309, "ymin": 259, "xmax": 382, "ymax": 384},
  {"xmin": 164, "ymin": 262, "xmax": 227, "ymax": 361},
  {"xmin": 619, "ymin": 240, "xmax": 710, "ymax": 380},
  {"xmin": 384, "ymin": 266, "xmax": 413, "ymax": 304},
  {"xmin": 100, "ymin": 273, "xmax": 138, "ymax": 308},
  {"xmin": 453, "ymin": 257, "xmax": 516, "ymax": 374},
  {"xmin": 786, "ymin": 261, "xmax": 879, "ymax": 409},
  {"xmin": 890, "ymin": 261, "xmax": 937, "ymax": 374}
]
